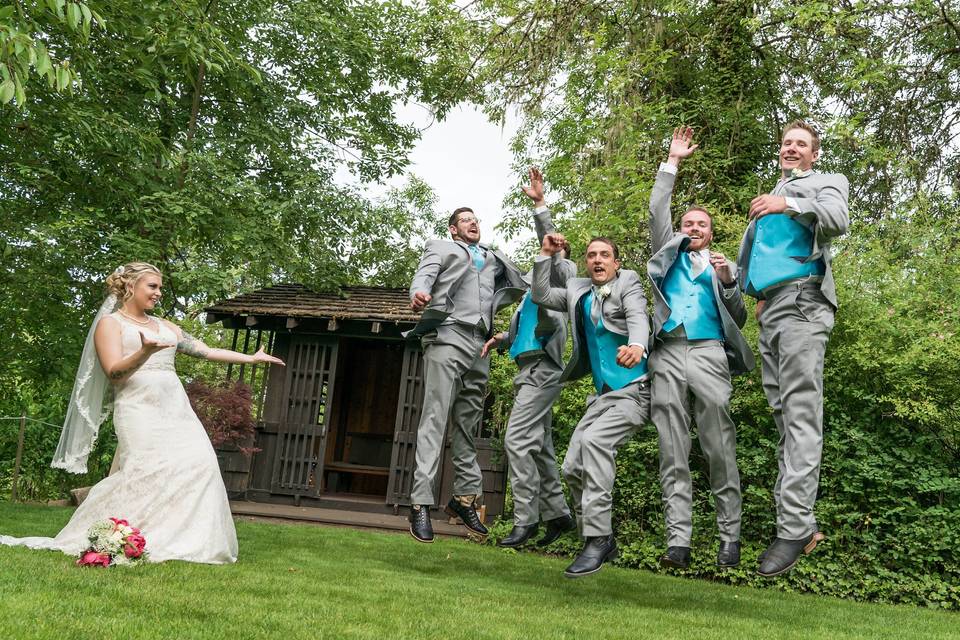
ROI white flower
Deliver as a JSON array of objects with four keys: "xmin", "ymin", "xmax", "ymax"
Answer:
[
  {"xmin": 790, "ymin": 167, "xmax": 808, "ymax": 178},
  {"xmin": 597, "ymin": 284, "xmax": 612, "ymax": 299}
]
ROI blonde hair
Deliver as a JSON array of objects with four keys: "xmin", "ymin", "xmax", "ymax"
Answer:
[
  {"xmin": 105, "ymin": 262, "xmax": 163, "ymax": 304},
  {"xmin": 782, "ymin": 119, "xmax": 821, "ymax": 153}
]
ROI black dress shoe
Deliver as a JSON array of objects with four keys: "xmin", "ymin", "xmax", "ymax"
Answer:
[
  {"xmin": 498, "ymin": 524, "xmax": 539, "ymax": 548},
  {"xmin": 717, "ymin": 540, "xmax": 741, "ymax": 568},
  {"xmin": 659, "ymin": 546, "xmax": 692, "ymax": 569},
  {"xmin": 757, "ymin": 531, "xmax": 824, "ymax": 577},
  {"xmin": 444, "ymin": 497, "xmax": 489, "ymax": 537},
  {"xmin": 564, "ymin": 535, "xmax": 618, "ymax": 578},
  {"xmin": 409, "ymin": 504, "xmax": 434, "ymax": 543},
  {"xmin": 537, "ymin": 513, "xmax": 576, "ymax": 547}
]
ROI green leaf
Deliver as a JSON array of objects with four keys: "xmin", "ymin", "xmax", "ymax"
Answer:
[
  {"xmin": 0, "ymin": 80, "xmax": 14, "ymax": 105},
  {"xmin": 36, "ymin": 49, "xmax": 52, "ymax": 77},
  {"xmin": 55, "ymin": 66, "xmax": 69, "ymax": 91},
  {"xmin": 0, "ymin": 5, "xmax": 15, "ymax": 19},
  {"xmin": 67, "ymin": 3, "xmax": 81, "ymax": 29},
  {"xmin": 80, "ymin": 3, "xmax": 92, "ymax": 26}
]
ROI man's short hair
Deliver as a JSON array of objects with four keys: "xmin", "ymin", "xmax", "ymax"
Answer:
[
  {"xmin": 586, "ymin": 236, "xmax": 619, "ymax": 260},
  {"xmin": 449, "ymin": 207, "xmax": 474, "ymax": 227},
  {"xmin": 680, "ymin": 205, "xmax": 713, "ymax": 232},
  {"xmin": 782, "ymin": 120, "xmax": 821, "ymax": 153}
]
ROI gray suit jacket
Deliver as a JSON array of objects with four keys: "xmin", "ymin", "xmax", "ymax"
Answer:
[
  {"xmin": 532, "ymin": 257, "xmax": 650, "ymax": 384},
  {"xmin": 647, "ymin": 169, "xmax": 755, "ymax": 376},
  {"xmin": 501, "ymin": 207, "xmax": 577, "ymax": 370},
  {"xmin": 406, "ymin": 239, "xmax": 526, "ymax": 338},
  {"xmin": 736, "ymin": 170, "xmax": 849, "ymax": 308}
]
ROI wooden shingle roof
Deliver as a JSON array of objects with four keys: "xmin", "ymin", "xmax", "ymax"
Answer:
[{"xmin": 204, "ymin": 284, "xmax": 419, "ymax": 324}]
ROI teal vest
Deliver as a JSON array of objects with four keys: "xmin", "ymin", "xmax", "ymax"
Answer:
[
  {"xmin": 581, "ymin": 293, "xmax": 648, "ymax": 394},
  {"xmin": 745, "ymin": 214, "xmax": 825, "ymax": 296},
  {"xmin": 661, "ymin": 253, "xmax": 724, "ymax": 340},
  {"xmin": 509, "ymin": 292, "xmax": 547, "ymax": 360}
]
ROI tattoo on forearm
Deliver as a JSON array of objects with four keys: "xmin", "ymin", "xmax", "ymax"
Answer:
[
  {"xmin": 109, "ymin": 367, "xmax": 134, "ymax": 380},
  {"xmin": 177, "ymin": 331, "xmax": 210, "ymax": 358}
]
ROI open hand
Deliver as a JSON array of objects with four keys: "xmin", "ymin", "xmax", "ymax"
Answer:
[
  {"xmin": 522, "ymin": 167, "xmax": 546, "ymax": 207},
  {"xmin": 480, "ymin": 333, "xmax": 505, "ymax": 358},
  {"xmin": 749, "ymin": 194, "xmax": 787, "ymax": 219},
  {"xmin": 668, "ymin": 126, "xmax": 699, "ymax": 163},
  {"xmin": 138, "ymin": 331, "xmax": 174, "ymax": 355},
  {"xmin": 411, "ymin": 291, "xmax": 432, "ymax": 312},
  {"xmin": 251, "ymin": 347, "xmax": 285, "ymax": 366},
  {"xmin": 709, "ymin": 251, "xmax": 735, "ymax": 285},
  {"xmin": 616, "ymin": 344, "xmax": 645, "ymax": 368}
]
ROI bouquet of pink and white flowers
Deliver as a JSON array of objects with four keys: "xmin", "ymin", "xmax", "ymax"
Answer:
[{"xmin": 76, "ymin": 517, "xmax": 148, "ymax": 567}]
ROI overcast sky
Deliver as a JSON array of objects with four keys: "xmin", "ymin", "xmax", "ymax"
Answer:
[{"xmin": 360, "ymin": 102, "xmax": 533, "ymax": 253}]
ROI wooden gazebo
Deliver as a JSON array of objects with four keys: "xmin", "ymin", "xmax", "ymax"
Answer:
[{"xmin": 204, "ymin": 284, "xmax": 506, "ymax": 527}]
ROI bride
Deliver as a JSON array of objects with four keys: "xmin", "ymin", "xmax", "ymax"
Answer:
[{"xmin": 0, "ymin": 262, "xmax": 284, "ymax": 564}]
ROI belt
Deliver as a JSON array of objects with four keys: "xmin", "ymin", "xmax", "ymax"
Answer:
[{"xmin": 760, "ymin": 276, "xmax": 823, "ymax": 299}]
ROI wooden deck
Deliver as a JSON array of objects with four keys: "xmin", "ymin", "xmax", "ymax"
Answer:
[{"xmin": 229, "ymin": 500, "xmax": 473, "ymax": 538}]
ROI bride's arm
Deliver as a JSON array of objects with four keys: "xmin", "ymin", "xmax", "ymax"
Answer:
[
  {"xmin": 162, "ymin": 320, "xmax": 285, "ymax": 367},
  {"xmin": 94, "ymin": 316, "xmax": 174, "ymax": 384}
]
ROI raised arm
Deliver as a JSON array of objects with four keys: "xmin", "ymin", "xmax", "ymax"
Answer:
[
  {"xmin": 650, "ymin": 127, "xmax": 699, "ymax": 253},
  {"xmin": 164, "ymin": 320, "xmax": 284, "ymax": 366},
  {"xmin": 523, "ymin": 166, "xmax": 558, "ymax": 244},
  {"xmin": 531, "ymin": 234, "xmax": 570, "ymax": 311}
]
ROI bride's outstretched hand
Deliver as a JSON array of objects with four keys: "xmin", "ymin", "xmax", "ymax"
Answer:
[
  {"xmin": 139, "ymin": 331, "xmax": 175, "ymax": 355},
  {"xmin": 251, "ymin": 347, "xmax": 285, "ymax": 366}
]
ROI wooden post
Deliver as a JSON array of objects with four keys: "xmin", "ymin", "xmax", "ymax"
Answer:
[{"xmin": 10, "ymin": 415, "xmax": 26, "ymax": 502}]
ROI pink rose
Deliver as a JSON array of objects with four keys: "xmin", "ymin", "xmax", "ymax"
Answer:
[
  {"xmin": 77, "ymin": 550, "xmax": 111, "ymax": 567},
  {"xmin": 110, "ymin": 517, "xmax": 130, "ymax": 528},
  {"xmin": 125, "ymin": 534, "xmax": 146, "ymax": 557}
]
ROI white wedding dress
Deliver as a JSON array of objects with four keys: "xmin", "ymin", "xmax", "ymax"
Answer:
[{"xmin": 0, "ymin": 314, "xmax": 238, "ymax": 564}]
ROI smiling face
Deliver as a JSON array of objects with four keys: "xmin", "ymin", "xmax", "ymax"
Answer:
[
  {"xmin": 449, "ymin": 210, "xmax": 481, "ymax": 244},
  {"xmin": 129, "ymin": 274, "xmax": 163, "ymax": 312},
  {"xmin": 680, "ymin": 208, "xmax": 713, "ymax": 251},
  {"xmin": 585, "ymin": 239, "xmax": 620, "ymax": 285},
  {"xmin": 779, "ymin": 127, "xmax": 820, "ymax": 176}
]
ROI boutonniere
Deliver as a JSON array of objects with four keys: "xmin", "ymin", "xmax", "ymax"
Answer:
[
  {"xmin": 790, "ymin": 167, "xmax": 809, "ymax": 179},
  {"xmin": 596, "ymin": 284, "xmax": 612, "ymax": 300}
]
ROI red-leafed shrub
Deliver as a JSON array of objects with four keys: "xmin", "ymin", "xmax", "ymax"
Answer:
[{"xmin": 185, "ymin": 379, "xmax": 260, "ymax": 456}]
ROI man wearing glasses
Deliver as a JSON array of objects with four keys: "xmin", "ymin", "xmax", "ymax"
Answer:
[{"xmin": 405, "ymin": 207, "xmax": 525, "ymax": 543}]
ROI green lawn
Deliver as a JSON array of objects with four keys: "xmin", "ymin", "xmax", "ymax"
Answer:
[{"xmin": 0, "ymin": 502, "xmax": 955, "ymax": 640}]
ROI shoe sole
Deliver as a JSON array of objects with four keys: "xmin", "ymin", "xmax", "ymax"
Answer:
[
  {"xmin": 716, "ymin": 561, "xmax": 740, "ymax": 569},
  {"xmin": 757, "ymin": 532, "xmax": 824, "ymax": 578},
  {"xmin": 497, "ymin": 538, "xmax": 533, "ymax": 549},
  {"xmin": 659, "ymin": 558, "xmax": 690, "ymax": 570},
  {"xmin": 563, "ymin": 547, "xmax": 619, "ymax": 579}
]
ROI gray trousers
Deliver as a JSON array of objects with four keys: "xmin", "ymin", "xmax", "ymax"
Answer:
[
  {"xmin": 410, "ymin": 323, "xmax": 488, "ymax": 506},
  {"xmin": 758, "ymin": 283, "xmax": 834, "ymax": 540},
  {"xmin": 562, "ymin": 381, "xmax": 650, "ymax": 538},
  {"xmin": 504, "ymin": 355, "xmax": 569, "ymax": 526},
  {"xmin": 650, "ymin": 338, "xmax": 741, "ymax": 547}
]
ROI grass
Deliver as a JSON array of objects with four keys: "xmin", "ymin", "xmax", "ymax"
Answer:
[{"xmin": 0, "ymin": 502, "xmax": 956, "ymax": 640}]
